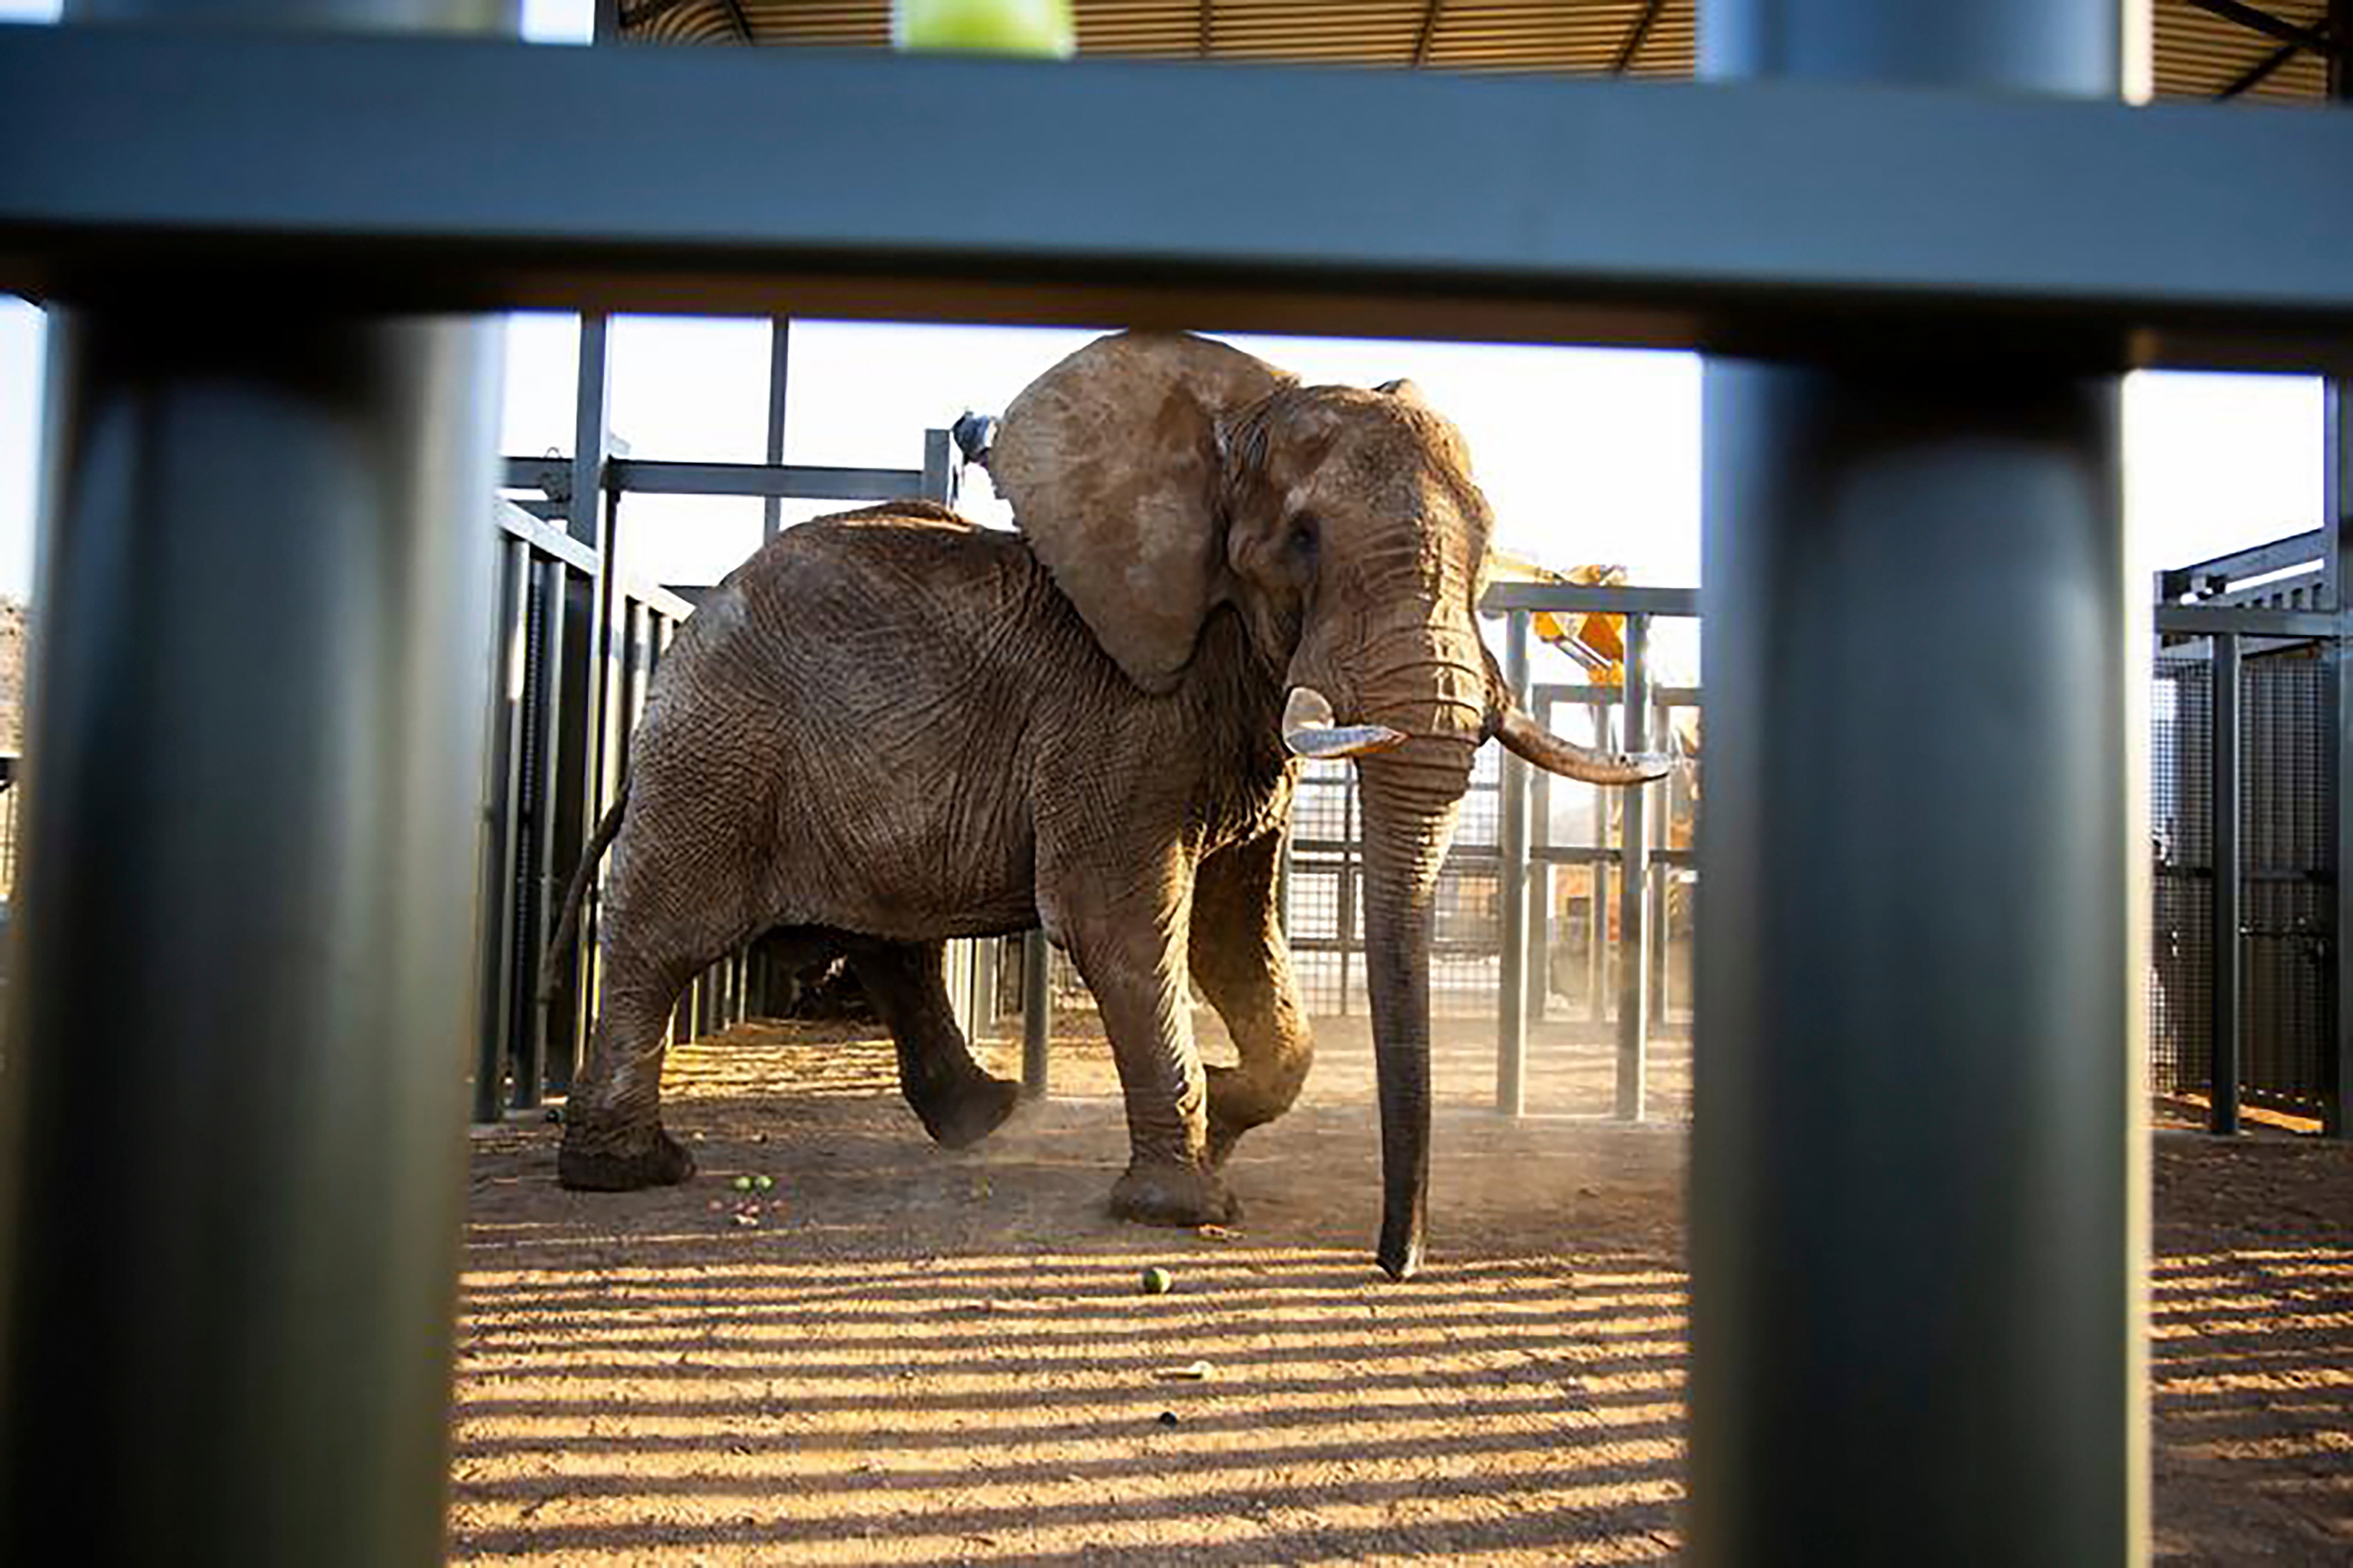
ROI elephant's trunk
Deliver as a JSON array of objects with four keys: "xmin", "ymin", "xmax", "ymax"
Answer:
[{"xmin": 1354, "ymin": 746, "xmax": 1471, "ymax": 1280}]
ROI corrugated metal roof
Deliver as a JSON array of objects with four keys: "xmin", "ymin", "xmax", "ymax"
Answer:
[{"xmin": 622, "ymin": 0, "xmax": 2336, "ymax": 104}]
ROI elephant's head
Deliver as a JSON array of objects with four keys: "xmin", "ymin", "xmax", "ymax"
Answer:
[{"xmin": 991, "ymin": 331, "xmax": 1667, "ymax": 1278}]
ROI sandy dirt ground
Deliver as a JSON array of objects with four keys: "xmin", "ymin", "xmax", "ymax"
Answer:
[{"xmin": 452, "ymin": 1014, "xmax": 2349, "ymax": 1564}]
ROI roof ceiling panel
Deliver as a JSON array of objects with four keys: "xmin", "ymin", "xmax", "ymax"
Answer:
[{"xmin": 623, "ymin": 0, "xmax": 2338, "ymax": 104}]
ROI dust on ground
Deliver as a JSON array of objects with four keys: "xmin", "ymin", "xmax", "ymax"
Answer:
[{"xmin": 453, "ymin": 1016, "xmax": 2350, "ymax": 1564}]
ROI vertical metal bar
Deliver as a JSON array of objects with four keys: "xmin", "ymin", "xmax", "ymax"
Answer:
[
  {"xmin": 1692, "ymin": 6, "xmax": 2136, "ymax": 1552},
  {"xmin": 1589, "ymin": 701, "xmax": 1610, "ymax": 1024},
  {"xmin": 0, "ymin": 15, "xmax": 509, "ymax": 1563},
  {"xmin": 583, "ymin": 494, "xmax": 624, "ymax": 1045},
  {"xmin": 1529, "ymin": 721, "xmax": 1552, "ymax": 1025},
  {"xmin": 763, "ymin": 317, "xmax": 790, "ymax": 543},
  {"xmin": 1021, "ymin": 928, "xmax": 1052, "ymax": 1097},
  {"xmin": 503, "ymin": 546, "xmax": 550, "ymax": 1114},
  {"xmin": 2211, "ymin": 632, "xmax": 2243, "ymax": 1134},
  {"xmin": 569, "ymin": 316, "xmax": 609, "ymax": 550},
  {"xmin": 1649, "ymin": 689, "xmax": 1673, "ymax": 1016},
  {"xmin": 567, "ymin": 311, "xmax": 615, "ymax": 1063},
  {"xmin": 1615, "ymin": 614, "xmax": 1652, "ymax": 1121},
  {"xmin": 922, "ymin": 426, "xmax": 954, "ymax": 506},
  {"xmin": 2326, "ymin": 0, "xmax": 2351, "ymax": 1138},
  {"xmin": 524, "ymin": 555, "xmax": 569, "ymax": 1097},
  {"xmin": 544, "ymin": 564, "xmax": 591, "ymax": 1094},
  {"xmin": 1339, "ymin": 775, "xmax": 1357, "ymax": 1015},
  {"xmin": 476, "ymin": 537, "xmax": 529, "ymax": 1123},
  {"xmin": 973, "ymin": 933, "xmax": 1000, "ymax": 1034},
  {"xmin": 1497, "ymin": 611, "xmax": 1531, "ymax": 1115}
]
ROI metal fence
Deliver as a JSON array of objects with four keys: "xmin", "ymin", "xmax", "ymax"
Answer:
[
  {"xmin": 978, "ymin": 581, "xmax": 1703, "ymax": 1122},
  {"xmin": 468, "ymin": 433, "xmax": 962, "ymax": 1120},
  {"xmin": 2152, "ymin": 531, "xmax": 2346, "ymax": 1134},
  {"xmin": 2151, "ymin": 645, "xmax": 2338, "ymax": 1124}
]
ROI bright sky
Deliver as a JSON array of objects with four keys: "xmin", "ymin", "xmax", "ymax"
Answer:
[{"xmin": 0, "ymin": 0, "xmax": 2329, "ymax": 669}]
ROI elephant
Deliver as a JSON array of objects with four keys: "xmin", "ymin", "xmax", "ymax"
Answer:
[{"xmin": 546, "ymin": 330, "xmax": 1668, "ymax": 1278}]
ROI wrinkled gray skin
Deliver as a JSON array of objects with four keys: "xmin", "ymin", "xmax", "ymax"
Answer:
[{"xmin": 556, "ymin": 331, "xmax": 1623, "ymax": 1278}]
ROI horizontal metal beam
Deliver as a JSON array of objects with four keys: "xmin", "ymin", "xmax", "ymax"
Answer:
[
  {"xmin": 2154, "ymin": 603, "xmax": 2342, "ymax": 638},
  {"xmin": 619, "ymin": 575, "xmax": 700, "ymax": 623},
  {"xmin": 1536, "ymin": 843, "xmax": 1699, "ymax": 870},
  {"xmin": 493, "ymin": 498, "xmax": 601, "ymax": 576},
  {"xmin": 7, "ymin": 29, "xmax": 2353, "ymax": 369},
  {"xmin": 1483, "ymin": 583, "xmax": 1703, "ymax": 617},
  {"xmin": 1534, "ymin": 682, "xmax": 1705, "ymax": 708},
  {"xmin": 607, "ymin": 458, "xmax": 928, "ymax": 502},
  {"xmin": 2155, "ymin": 527, "xmax": 2328, "ymax": 600}
]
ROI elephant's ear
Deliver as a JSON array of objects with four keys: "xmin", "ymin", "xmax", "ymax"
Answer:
[{"xmin": 991, "ymin": 331, "xmax": 1293, "ymax": 694}]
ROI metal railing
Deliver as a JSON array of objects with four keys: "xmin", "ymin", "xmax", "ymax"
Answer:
[
  {"xmin": 2154, "ymin": 530, "xmax": 2349, "ymax": 1136},
  {"xmin": 470, "ymin": 433, "xmax": 964, "ymax": 1121},
  {"xmin": 1487, "ymin": 582, "xmax": 1700, "ymax": 1121}
]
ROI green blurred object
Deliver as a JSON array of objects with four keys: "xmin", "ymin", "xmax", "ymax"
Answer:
[
  {"xmin": 1140, "ymin": 1266, "xmax": 1172, "ymax": 1295},
  {"xmin": 893, "ymin": 0, "xmax": 1074, "ymax": 56}
]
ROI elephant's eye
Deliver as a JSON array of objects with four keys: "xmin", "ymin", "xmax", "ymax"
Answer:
[{"xmin": 1287, "ymin": 516, "xmax": 1320, "ymax": 563}]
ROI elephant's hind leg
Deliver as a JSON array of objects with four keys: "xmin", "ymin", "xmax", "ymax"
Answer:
[
  {"xmin": 558, "ymin": 956, "xmax": 696, "ymax": 1191},
  {"xmin": 1191, "ymin": 830, "xmax": 1314, "ymax": 1165},
  {"xmin": 851, "ymin": 939, "xmax": 1020, "ymax": 1150}
]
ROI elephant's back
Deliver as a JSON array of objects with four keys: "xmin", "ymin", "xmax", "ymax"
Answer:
[{"xmin": 723, "ymin": 502, "xmax": 1097, "ymax": 687}]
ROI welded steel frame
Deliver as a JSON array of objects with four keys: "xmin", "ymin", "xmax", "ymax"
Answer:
[
  {"xmin": 1488, "ymin": 583, "xmax": 1702, "ymax": 1123},
  {"xmin": 9, "ymin": 3, "xmax": 2353, "ymax": 1561},
  {"xmin": 490, "ymin": 285, "xmax": 955, "ymax": 1095}
]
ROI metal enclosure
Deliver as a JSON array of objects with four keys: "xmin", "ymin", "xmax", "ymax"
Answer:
[{"xmin": 3, "ymin": 1, "xmax": 2351, "ymax": 1563}]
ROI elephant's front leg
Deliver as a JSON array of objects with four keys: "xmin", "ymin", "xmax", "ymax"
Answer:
[
  {"xmin": 1049, "ymin": 848, "xmax": 1234, "ymax": 1227},
  {"xmin": 1190, "ymin": 829, "xmax": 1313, "ymax": 1165}
]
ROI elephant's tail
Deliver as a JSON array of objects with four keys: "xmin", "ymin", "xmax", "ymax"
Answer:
[{"xmin": 536, "ymin": 785, "xmax": 629, "ymax": 1007}]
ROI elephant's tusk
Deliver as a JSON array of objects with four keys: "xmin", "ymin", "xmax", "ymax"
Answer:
[
  {"xmin": 1495, "ymin": 706, "xmax": 1675, "ymax": 786},
  {"xmin": 1282, "ymin": 687, "xmax": 1408, "ymax": 761}
]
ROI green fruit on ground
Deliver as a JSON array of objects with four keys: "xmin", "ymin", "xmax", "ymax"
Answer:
[
  {"xmin": 1140, "ymin": 1266, "xmax": 1172, "ymax": 1295},
  {"xmin": 733, "ymin": 1175, "xmax": 755, "ymax": 1192},
  {"xmin": 893, "ymin": 0, "xmax": 1073, "ymax": 56},
  {"xmin": 754, "ymin": 1173, "xmax": 775, "ymax": 1191}
]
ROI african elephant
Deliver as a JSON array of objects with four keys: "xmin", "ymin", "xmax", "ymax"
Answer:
[{"xmin": 548, "ymin": 331, "xmax": 1667, "ymax": 1277}]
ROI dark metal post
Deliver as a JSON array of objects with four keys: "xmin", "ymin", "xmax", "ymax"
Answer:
[
  {"xmin": 1021, "ymin": 929, "xmax": 1052, "ymax": 1097},
  {"xmin": 763, "ymin": 317, "xmax": 790, "ymax": 543},
  {"xmin": 1529, "ymin": 741, "xmax": 1552, "ymax": 1025},
  {"xmin": 1615, "ymin": 613, "xmax": 1652, "ymax": 1120},
  {"xmin": 1693, "ymin": 9, "xmax": 2137, "ymax": 1559},
  {"xmin": 478, "ymin": 537, "xmax": 530, "ymax": 1123},
  {"xmin": 1649, "ymin": 689, "xmax": 1673, "ymax": 1014},
  {"xmin": 0, "ymin": 15, "xmax": 509, "ymax": 1567},
  {"xmin": 2327, "ymin": 0, "xmax": 2351, "ymax": 1138},
  {"xmin": 1340, "ymin": 777, "xmax": 1358, "ymax": 1014},
  {"xmin": 547, "ymin": 563, "xmax": 595, "ymax": 1089},
  {"xmin": 923, "ymin": 427, "xmax": 954, "ymax": 506},
  {"xmin": 528, "ymin": 556, "xmax": 572, "ymax": 1092},
  {"xmin": 1497, "ymin": 610, "xmax": 1531, "ymax": 1115},
  {"xmin": 1589, "ymin": 701, "xmax": 1611, "ymax": 1023},
  {"xmin": 2212, "ymin": 631, "xmax": 2243, "ymax": 1134}
]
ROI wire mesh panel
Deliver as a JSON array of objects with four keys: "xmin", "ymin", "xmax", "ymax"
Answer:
[
  {"xmin": 1284, "ymin": 751, "xmax": 1504, "ymax": 1017},
  {"xmin": 2243, "ymin": 653, "xmax": 2332, "ymax": 1111},
  {"xmin": 2149, "ymin": 646, "xmax": 2334, "ymax": 1117},
  {"xmin": 2150, "ymin": 654, "xmax": 2213, "ymax": 1098}
]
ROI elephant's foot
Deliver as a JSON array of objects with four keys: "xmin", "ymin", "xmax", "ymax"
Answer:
[
  {"xmin": 1108, "ymin": 1157, "xmax": 1240, "ymax": 1229},
  {"xmin": 911, "ymin": 1072, "xmax": 1022, "ymax": 1151},
  {"xmin": 557, "ymin": 1122, "xmax": 696, "ymax": 1191}
]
